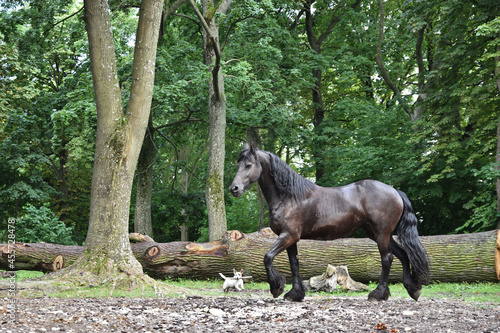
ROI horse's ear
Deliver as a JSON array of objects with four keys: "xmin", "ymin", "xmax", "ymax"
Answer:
[{"xmin": 244, "ymin": 142, "xmax": 257, "ymax": 154}]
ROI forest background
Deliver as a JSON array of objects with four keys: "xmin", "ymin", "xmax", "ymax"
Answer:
[{"xmin": 1, "ymin": 0, "xmax": 499, "ymax": 247}]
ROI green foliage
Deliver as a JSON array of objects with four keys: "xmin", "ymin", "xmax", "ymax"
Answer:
[
  {"xmin": 1, "ymin": 0, "xmax": 499, "ymax": 244},
  {"xmin": 9, "ymin": 204, "xmax": 76, "ymax": 245},
  {"xmin": 152, "ymin": 189, "xmax": 207, "ymax": 243},
  {"xmin": 226, "ymin": 188, "xmax": 262, "ymax": 234}
]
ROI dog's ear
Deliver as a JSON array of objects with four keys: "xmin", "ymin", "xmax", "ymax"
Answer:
[
  {"xmin": 240, "ymin": 269, "xmax": 244, "ymax": 274},
  {"xmin": 233, "ymin": 268, "xmax": 236, "ymax": 274}
]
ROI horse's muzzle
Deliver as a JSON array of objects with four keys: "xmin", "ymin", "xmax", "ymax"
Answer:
[{"xmin": 229, "ymin": 184, "xmax": 242, "ymax": 197}]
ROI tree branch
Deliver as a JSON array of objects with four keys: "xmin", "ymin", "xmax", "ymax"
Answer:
[
  {"xmin": 187, "ymin": 0, "xmax": 212, "ymax": 34},
  {"xmin": 416, "ymin": 25, "xmax": 426, "ymax": 91},
  {"xmin": 187, "ymin": 0, "xmax": 223, "ymax": 100},
  {"xmin": 304, "ymin": 1, "xmax": 319, "ymax": 51},
  {"xmin": 166, "ymin": 0, "xmax": 187, "ymax": 16},
  {"xmin": 172, "ymin": 13, "xmax": 202, "ymax": 27},
  {"xmin": 375, "ymin": 0, "xmax": 410, "ymax": 117},
  {"xmin": 221, "ymin": 14, "xmax": 263, "ymax": 52},
  {"xmin": 154, "ymin": 106, "xmax": 203, "ymax": 131},
  {"xmin": 43, "ymin": 6, "xmax": 84, "ymax": 36}
]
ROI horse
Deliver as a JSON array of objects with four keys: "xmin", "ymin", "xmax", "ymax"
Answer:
[{"xmin": 229, "ymin": 144, "xmax": 430, "ymax": 302}]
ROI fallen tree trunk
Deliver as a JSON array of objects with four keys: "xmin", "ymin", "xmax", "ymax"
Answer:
[{"xmin": 1, "ymin": 229, "xmax": 499, "ymax": 283}]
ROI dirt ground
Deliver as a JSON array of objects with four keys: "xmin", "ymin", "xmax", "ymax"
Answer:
[{"xmin": 1, "ymin": 292, "xmax": 500, "ymax": 333}]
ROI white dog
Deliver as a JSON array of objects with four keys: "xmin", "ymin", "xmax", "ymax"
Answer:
[{"xmin": 219, "ymin": 269, "xmax": 247, "ymax": 292}]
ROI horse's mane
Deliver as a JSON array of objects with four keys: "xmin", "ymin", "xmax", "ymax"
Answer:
[
  {"xmin": 267, "ymin": 152, "xmax": 316, "ymax": 201},
  {"xmin": 238, "ymin": 148, "xmax": 316, "ymax": 201},
  {"xmin": 237, "ymin": 148, "xmax": 254, "ymax": 163}
]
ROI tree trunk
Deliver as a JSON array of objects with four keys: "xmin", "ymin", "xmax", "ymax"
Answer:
[
  {"xmin": 495, "ymin": 46, "xmax": 500, "ymax": 230},
  {"xmin": 304, "ymin": 2, "xmax": 326, "ymax": 184},
  {"xmin": 67, "ymin": 0, "xmax": 164, "ymax": 279},
  {"xmin": 189, "ymin": 0, "xmax": 232, "ymax": 241},
  {"xmin": 302, "ymin": 0, "xmax": 361, "ymax": 184},
  {"xmin": 4, "ymin": 229, "xmax": 499, "ymax": 283},
  {"xmin": 135, "ymin": 116, "xmax": 155, "ymax": 237},
  {"xmin": 180, "ymin": 143, "xmax": 190, "ymax": 241},
  {"xmin": 311, "ymin": 68, "xmax": 325, "ymax": 183},
  {"xmin": 55, "ymin": 144, "xmax": 70, "ymax": 222}
]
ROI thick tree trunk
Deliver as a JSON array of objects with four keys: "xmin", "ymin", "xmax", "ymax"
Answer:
[
  {"xmin": 3, "ymin": 229, "xmax": 499, "ymax": 283},
  {"xmin": 69, "ymin": 0, "xmax": 164, "ymax": 279}
]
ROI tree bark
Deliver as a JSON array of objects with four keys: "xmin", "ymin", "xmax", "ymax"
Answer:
[
  {"xmin": 69, "ymin": 0, "xmax": 164, "ymax": 279},
  {"xmin": 3, "ymin": 229, "xmax": 499, "ymax": 283},
  {"xmin": 189, "ymin": 0, "xmax": 232, "ymax": 241},
  {"xmin": 495, "ymin": 43, "xmax": 500, "ymax": 230},
  {"xmin": 180, "ymin": 143, "xmax": 190, "ymax": 241},
  {"xmin": 134, "ymin": 116, "xmax": 155, "ymax": 237}
]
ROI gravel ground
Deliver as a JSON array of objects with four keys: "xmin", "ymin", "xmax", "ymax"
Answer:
[{"xmin": 1, "ymin": 294, "xmax": 499, "ymax": 333}]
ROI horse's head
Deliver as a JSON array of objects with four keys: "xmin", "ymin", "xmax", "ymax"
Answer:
[{"xmin": 229, "ymin": 143, "xmax": 262, "ymax": 197}]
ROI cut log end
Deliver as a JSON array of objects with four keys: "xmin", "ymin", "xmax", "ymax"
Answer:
[
  {"xmin": 224, "ymin": 230, "xmax": 245, "ymax": 241},
  {"xmin": 145, "ymin": 245, "xmax": 160, "ymax": 260},
  {"xmin": 52, "ymin": 255, "xmax": 64, "ymax": 271},
  {"xmin": 1, "ymin": 244, "xmax": 13, "ymax": 255}
]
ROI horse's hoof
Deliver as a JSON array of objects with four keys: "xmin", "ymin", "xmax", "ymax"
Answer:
[
  {"xmin": 271, "ymin": 287, "xmax": 284, "ymax": 298},
  {"xmin": 368, "ymin": 288, "xmax": 390, "ymax": 302},
  {"xmin": 269, "ymin": 274, "xmax": 286, "ymax": 298},
  {"xmin": 284, "ymin": 289, "xmax": 305, "ymax": 302},
  {"xmin": 367, "ymin": 293, "xmax": 381, "ymax": 302},
  {"xmin": 410, "ymin": 289, "xmax": 421, "ymax": 301}
]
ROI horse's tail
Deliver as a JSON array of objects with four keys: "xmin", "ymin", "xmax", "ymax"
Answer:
[{"xmin": 396, "ymin": 190, "xmax": 430, "ymax": 285}]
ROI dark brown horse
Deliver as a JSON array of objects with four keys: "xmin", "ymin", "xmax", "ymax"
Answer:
[{"xmin": 229, "ymin": 144, "xmax": 430, "ymax": 302}]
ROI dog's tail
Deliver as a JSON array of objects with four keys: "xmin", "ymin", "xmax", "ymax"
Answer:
[{"xmin": 219, "ymin": 272, "xmax": 227, "ymax": 280}]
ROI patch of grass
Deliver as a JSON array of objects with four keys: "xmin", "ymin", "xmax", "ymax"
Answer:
[
  {"xmin": 0, "ymin": 270, "xmax": 44, "ymax": 280},
  {"xmin": 162, "ymin": 277, "xmax": 271, "ymax": 298},
  {"xmin": 47, "ymin": 285, "xmax": 160, "ymax": 298},
  {"xmin": 421, "ymin": 281, "xmax": 500, "ymax": 304},
  {"xmin": 3, "ymin": 270, "xmax": 499, "ymax": 304}
]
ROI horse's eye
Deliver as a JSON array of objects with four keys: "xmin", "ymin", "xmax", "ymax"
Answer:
[{"xmin": 245, "ymin": 164, "xmax": 252, "ymax": 169}]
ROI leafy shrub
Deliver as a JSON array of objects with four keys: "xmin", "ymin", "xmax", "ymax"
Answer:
[{"xmin": 14, "ymin": 204, "xmax": 76, "ymax": 245}]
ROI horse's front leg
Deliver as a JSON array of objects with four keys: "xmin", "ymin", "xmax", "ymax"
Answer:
[
  {"xmin": 284, "ymin": 243, "xmax": 305, "ymax": 302},
  {"xmin": 264, "ymin": 233, "xmax": 297, "ymax": 299}
]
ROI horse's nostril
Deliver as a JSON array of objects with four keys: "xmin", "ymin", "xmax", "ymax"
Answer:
[{"xmin": 231, "ymin": 185, "xmax": 239, "ymax": 192}]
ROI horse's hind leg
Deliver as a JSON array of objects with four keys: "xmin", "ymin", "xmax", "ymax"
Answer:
[
  {"xmin": 390, "ymin": 237, "xmax": 422, "ymax": 301},
  {"xmin": 368, "ymin": 235, "xmax": 393, "ymax": 301},
  {"xmin": 284, "ymin": 243, "xmax": 305, "ymax": 302}
]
